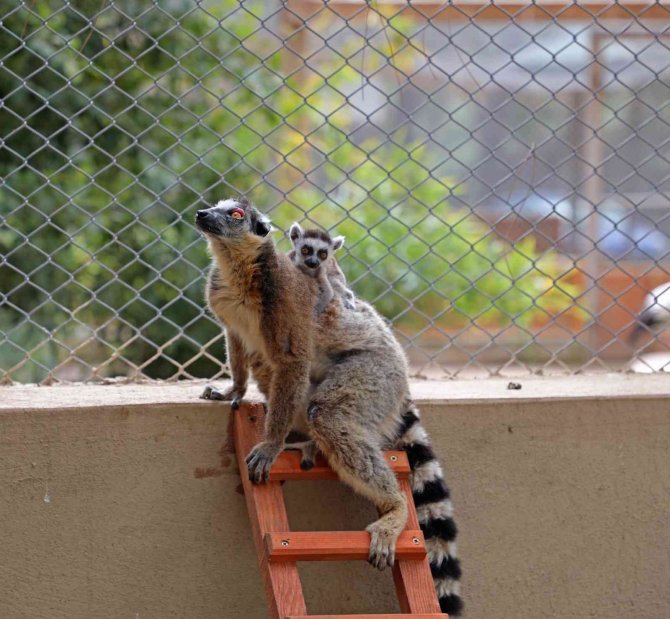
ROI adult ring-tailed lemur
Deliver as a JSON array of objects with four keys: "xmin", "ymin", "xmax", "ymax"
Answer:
[{"xmin": 197, "ymin": 198, "xmax": 463, "ymax": 615}]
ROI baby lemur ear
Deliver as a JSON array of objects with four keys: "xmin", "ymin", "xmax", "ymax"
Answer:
[
  {"xmin": 332, "ymin": 235, "xmax": 345, "ymax": 251},
  {"xmin": 254, "ymin": 213, "xmax": 272, "ymax": 237},
  {"xmin": 289, "ymin": 222, "xmax": 303, "ymax": 243}
]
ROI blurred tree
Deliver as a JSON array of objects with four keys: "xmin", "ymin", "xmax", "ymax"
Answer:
[
  {"xmin": 264, "ymin": 26, "xmax": 583, "ymax": 335},
  {"xmin": 0, "ymin": 0, "xmax": 280, "ymax": 381},
  {"xmin": 0, "ymin": 1, "xmax": 582, "ymax": 383}
]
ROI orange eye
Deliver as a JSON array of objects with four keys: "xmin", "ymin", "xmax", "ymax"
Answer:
[
  {"xmin": 301, "ymin": 247, "xmax": 309, "ymax": 256},
  {"xmin": 318, "ymin": 250, "xmax": 327, "ymax": 260}
]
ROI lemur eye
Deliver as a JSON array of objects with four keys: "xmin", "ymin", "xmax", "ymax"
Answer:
[
  {"xmin": 318, "ymin": 250, "xmax": 327, "ymax": 260},
  {"xmin": 301, "ymin": 247, "xmax": 309, "ymax": 256}
]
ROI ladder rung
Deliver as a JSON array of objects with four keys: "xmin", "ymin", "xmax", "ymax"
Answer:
[
  {"xmin": 265, "ymin": 530, "xmax": 426, "ymax": 562},
  {"xmin": 287, "ymin": 615, "xmax": 447, "ymax": 618},
  {"xmin": 268, "ymin": 450, "xmax": 410, "ymax": 481}
]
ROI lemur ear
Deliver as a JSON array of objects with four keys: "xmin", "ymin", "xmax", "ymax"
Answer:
[
  {"xmin": 289, "ymin": 222, "xmax": 303, "ymax": 243},
  {"xmin": 332, "ymin": 235, "xmax": 345, "ymax": 251},
  {"xmin": 254, "ymin": 214, "xmax": 272, "ymax": 237}
]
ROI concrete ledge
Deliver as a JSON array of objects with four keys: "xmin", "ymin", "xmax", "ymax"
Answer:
[
  {"xmin": 2, "ymin": 373, "xmax": 670, "ymax": 412},
  {"xmin": 2, "ymin": 377, "xmax": 670, "ymax": 618}
]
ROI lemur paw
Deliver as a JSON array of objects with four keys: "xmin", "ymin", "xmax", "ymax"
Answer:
[
  {"xmin": 200, "ymin": 385, "xmax": 224, "ymax": 400},
  {"xmin": 299, "ymin": 446, "xmax": 316, "ymax": 469},
  {"xmin": 344, "ymin": 299, "xmax": 356, "ymax": 310},
  {"xmin": 299, "ymin": 441, "xmax": 318, "ymax": 470},
  {"xmin": 245, "ymin": 440, "xmax": 282, "ymax": 484},
  {"xmin": 300, "ymin": 456, "xmax": 315, "ymax": 470},
  {"xmin": 366, "ymin": 522, "xmax": 398, "ymax": 571},
  {"xmin": 200, "ymin": 384, "xmax": 245, "ymax": 408},
  {"xmin": 284, "ymin": 440, "xmax": 317, "ymax": 470}
]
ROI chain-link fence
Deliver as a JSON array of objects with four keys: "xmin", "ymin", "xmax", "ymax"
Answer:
[{"xmin": 2, "ymin": 0, "xmax": 670, "ymax": 383}]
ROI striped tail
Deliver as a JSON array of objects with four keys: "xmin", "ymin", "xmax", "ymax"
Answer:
[{"xmin": 394, "ymin": 402, "xmax": 463, "ymax": 616}]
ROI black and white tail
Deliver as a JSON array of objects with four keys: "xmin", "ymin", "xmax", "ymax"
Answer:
[{"xmin": 394, "ymin": 402, "xmax": 463, "ymax": 616}]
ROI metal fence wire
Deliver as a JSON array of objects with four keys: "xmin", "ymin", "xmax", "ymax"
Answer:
[{"xmin": 3, "ymin": 0, "xmax": 670, "ymax": 383}]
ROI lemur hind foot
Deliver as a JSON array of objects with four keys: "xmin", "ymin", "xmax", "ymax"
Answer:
[{"xmin": 284, "ymin": 439, "xmax": 318, "ymax": 470}]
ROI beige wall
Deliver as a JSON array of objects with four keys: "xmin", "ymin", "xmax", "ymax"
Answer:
[{"xmin": 1, "ymin": 378, "xmax": 670, "ymax": 618}]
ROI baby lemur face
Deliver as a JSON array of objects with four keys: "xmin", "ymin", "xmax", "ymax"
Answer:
[
  {"xmin": 195, "ymin": 198, "xmax": 271, "ymax": 242},
  {"xmin": 289, "ymin": 222, "xmax": 344, "ymax": 273}
]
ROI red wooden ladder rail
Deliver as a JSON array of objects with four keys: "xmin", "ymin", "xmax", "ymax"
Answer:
[{"xmin": 233, "ymin": 402, "xmax": 448, "ymax": 619}]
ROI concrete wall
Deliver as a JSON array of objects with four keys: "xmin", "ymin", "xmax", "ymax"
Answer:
[{"xmin": 2, "ymin": 376, "xmax": 670, "ymax": 618}]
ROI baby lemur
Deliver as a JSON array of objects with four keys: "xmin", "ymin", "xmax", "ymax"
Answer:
[
  {"xmin": 197, "ymin": 199, "xmax": 462, "ymax": 615},
  {"xmin": 289, "ymin": 222, "xmax": 355, "ymax": 314}
]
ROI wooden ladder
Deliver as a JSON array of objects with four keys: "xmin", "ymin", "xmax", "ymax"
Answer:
[{"xmin": 233, "ymin": 402, "xmax": 448, "ymax": 619}]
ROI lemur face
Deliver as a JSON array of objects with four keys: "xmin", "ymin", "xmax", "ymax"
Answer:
[
  {"xmin": 299, "ymin": 241, "xmax": 329, "ymax": 269},
  {"xmin": 289, "ymin": 222, "xmax": 344, "ymax": 272},
  {"xmin": 196, "ymin": 198, "xmax": 271, "ymax": 241}
]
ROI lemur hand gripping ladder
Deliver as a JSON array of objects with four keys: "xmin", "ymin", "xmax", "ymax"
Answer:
[{"xmin": 233, "ymin": 402, "xmax": 449, "ymax": 619}]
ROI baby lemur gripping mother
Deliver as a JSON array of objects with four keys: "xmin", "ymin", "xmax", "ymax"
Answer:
[
  {"xmin": 289, "ymin": 222, "xmax": 355, "ymax": 313},
  {"xmin": 197, "ymin": 199, "xmax": 462, "ymax": 615}
]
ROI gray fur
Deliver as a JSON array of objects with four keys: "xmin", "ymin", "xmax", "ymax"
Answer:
[{"xmin": 307, "ymin": 298, "xmax": 412, "ymax": 569}]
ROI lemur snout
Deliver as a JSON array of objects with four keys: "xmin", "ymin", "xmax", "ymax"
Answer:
[
  {"xmin": 305, "ymin": 257, "xmax": 319, "ymax": 268},
  {"xmin": 196, "ymin": 209, "xmax": 208, "ymax": 220}
]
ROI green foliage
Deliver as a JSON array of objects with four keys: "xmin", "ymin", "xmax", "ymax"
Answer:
[
  {"xmin": 0, "ymin": 3, "xmax": 582, "ymax": 382},
  {"xmin": 269, "ymin": 130, "xmax": 581, "ymax": 330},
  {"xmin": 0, "ymin": 0, "xmax": 278, "ymax": 381},
  {"xmin": 267, "ymin": 39, "xmax": 583, "ymax": 331}
]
